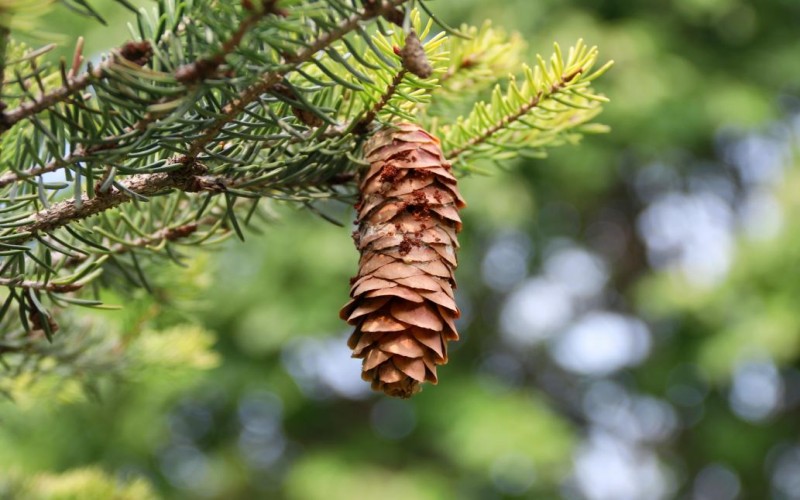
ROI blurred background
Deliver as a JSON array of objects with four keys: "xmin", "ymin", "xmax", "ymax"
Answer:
[{"xmin": 2, "ymin": 0, "xmax": 800, "ymax": 498}]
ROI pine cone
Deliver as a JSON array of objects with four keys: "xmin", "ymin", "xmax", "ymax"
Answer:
[
  {"xmin": 400, "ymin": 31, "xmax": 433, "ymax": 79},
  {"xmin": 340, "ymin": 123, "xmax": 465, "ymax": 398}
]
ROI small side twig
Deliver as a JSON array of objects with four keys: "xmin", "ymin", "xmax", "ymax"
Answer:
[
  {"xmin": 176, "ymin": 0, "xmax": 284, "ymax": 84},
  {"xmin": 0, "ymin": 40, "xmax": 153, "ymax": 135},
  {"xmin": 0, "ymin": 277, "xmax": 83, "ymax": 293},
  {"xmin": 67, "ymin": 36, "xmax": 85, "ymax": 79},
  {"xmin": 61, "ymin": 216, "xmax": 216, "ymax": 268},
  {"xmin": 445, "ymin": 67, "xmax": 583, "ymax": 161},
  {"xmin": 353, "ymin": 68, "xmax": 407, "ymax": 134}
]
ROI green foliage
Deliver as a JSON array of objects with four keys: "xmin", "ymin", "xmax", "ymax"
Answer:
[
  {"xmin": 636, "ymin": 169, "xmax": 800, "ymax": 381},
  {"xmin": 0, "ymin": 0, "xmax": 57, "ymax": 31},
  {"xmin": 0, "ymin": 467, "xmax": 155, "ymax": 500},
  {"xmin": 300, "ymin": 10, "xmax": 450, "ymax": 127},
  {"xmin": 0, "ymin": 0, "xmax": 619, "ymax": 497},
  {"xmin": 0, "ymin": 0, "xmax": 609, "ymax": 392},
  {"xmin": 0, "ymin": 316, "xmax": 217, "ymax": 405},
  {"xmin": 439, "ymin": 40, "xmax": 612, "ymax": 168},
  {"xmin": 285, "ymin": 454, "xmax": 452, "ymax": 500},
  {"xmin": 435, "ymin": 22, "xmax": 526, "ymax": 99},
  {"xmin": 418, "ymin": 380, "xmax": 575, "ymax": 476},
  {"xmin": 0, "ymin": 0, "xmax": 793, "ymax": 498}
]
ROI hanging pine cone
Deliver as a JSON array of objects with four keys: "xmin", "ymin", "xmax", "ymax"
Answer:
[{"xmin": 340, "ymin": 123, "xmax": 465, "ymax": 398}]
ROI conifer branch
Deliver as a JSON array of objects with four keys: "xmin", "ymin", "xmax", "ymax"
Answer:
[
  {"xmin": 184, "ymin": 0, "xmax": 411, "ymax": 160},
  {"xmin": 175, "ymin": 0, "xmax": 284, "ymax": 84},
  {"xmin": 0, "ymin": 0, "xmax": 410, "ymax": 194},
  {"xmin": 61, "ymin": 217, "xmax": 217, "ymax": 268},
  {"xmin": 0, "ymin": 277, "xmax": 83, "ymax": 293},
  {"xmin": 9, "ymin": 164, "xmax": 215, "ymax": 243},
  {"xmin": 0, "ymin": 61, "xmax": 104, "ymax": 133},
  {"xmin": 440, "ymin": 41, "xmax": 612, "ymax": 166},
  {"xmin": 7, "ymin": 151, "xmax": 351, "ymax": 245},
  {"xmin": 0, "ymin": 1, "xmax": 288, "ymax": 184},
  {"xmin": 445, "ymin": 90, "xmax": 541, "ymax": 159},
  {"xmin": 434, "ymin": 22, "xmax": 523, "ymax": 92},
  {"xmin": 0, "ymin": 40, "xmax": 153, "ymax": 134},
  {"xmin": 354, "ymin": 68, "xmax": 407, "ymax": 133},
  {"xmin": 446, "ymin": 68, "xmax": 582, "ymax": 161},
  {"xmin": 0, "ymin": 123, "xmax": 146, "ymax": 188},
  {"xmin": 0, "ymin": 2, "xmax": 611, "ymax": 344}
]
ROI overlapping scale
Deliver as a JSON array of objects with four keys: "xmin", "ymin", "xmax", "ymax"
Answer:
[{"xmin": 340, "ymin": 123, "xmax": 464, "ymax": 398}]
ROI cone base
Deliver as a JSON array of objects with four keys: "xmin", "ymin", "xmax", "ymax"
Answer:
[{"xmin": 370, "ymin": 376, "xmax": 421, "ymax": 399}]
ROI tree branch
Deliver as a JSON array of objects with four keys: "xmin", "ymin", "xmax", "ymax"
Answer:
[
  {"xmin": 0, "ymin": 277, "xmax": 83, "ymax": 293},
  {"xmin": 0, "ymin": 3, "xmax": 282, "ymax": 185},
  {"xmin": 7, "ymin": 154, "xmax": 356, "ymax": 246},
  {"xmin": 445, "ymin": 67, "xmax": 584, "ymax": 161},
  {"xmin": 353, "ymin": 68, "xmax": 407, "ymax": 134},
  {"xmin": 175, "ymin": 0, "xmax": 284, "ymax": 84},
  {"xmin": 1, "ymin": 2, "xmax": 280, "ymax": 133},
  {"xmin": 0, "ymin": 0, "xmax": 410, "ymax": 191},
  {"xmin": 9, "ymin": 163, "xmax": 213, "ymax": 242},
  {"xmin": 0, "ymin": 119, "xmax": 154, "ymax": 189},
  {"xmin": 1, "ymin": 0, "xmax": 410, "ymax": 252},
  {"xmin": 0, "ymin": 44, "xmax": 136, "ymax": 134},
  {"xmin": 60, "ymin": 216, "xmax": 218, "ymax": 268},
  {"xmin": 184, "ymin": 0, "xmax": 410, "ymax": 160}
]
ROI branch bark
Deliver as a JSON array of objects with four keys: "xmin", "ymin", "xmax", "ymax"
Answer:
[{"xmin": 9, "ymin": 163, "xmax": 215, "ymax": 242}]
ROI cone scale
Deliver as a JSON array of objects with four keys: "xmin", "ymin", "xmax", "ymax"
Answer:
[{"xmin": 340, "ymin": 123, "xmax": 465, "ymax": 398}]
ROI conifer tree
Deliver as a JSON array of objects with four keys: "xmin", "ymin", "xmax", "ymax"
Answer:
[{"xmin": 0, "ymin": 0, "xmax": 611, "ymax": 391}]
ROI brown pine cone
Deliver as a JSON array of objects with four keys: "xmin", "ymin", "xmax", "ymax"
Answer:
[
  {"xmin": 340, "ymin": 123, "xmax": 465, "ymax": 398},
  {"xmin": 400, "ymin": 31, "xmax": 433, "ymax": 79}
]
